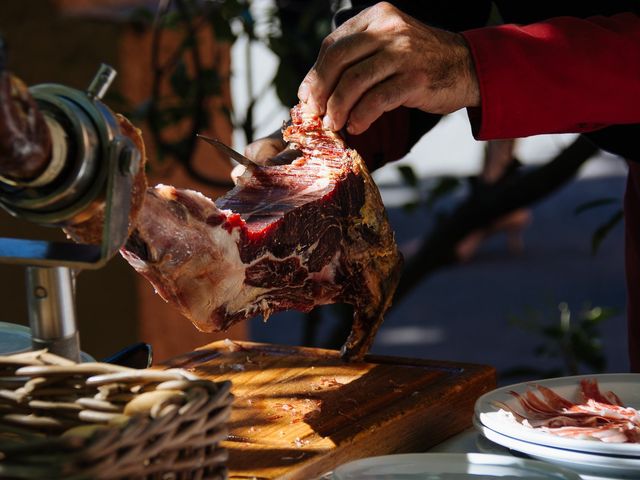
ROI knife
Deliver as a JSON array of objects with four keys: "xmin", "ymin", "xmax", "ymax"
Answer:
[
  {"xmin": 197, "ymin": 134, "xmax": 303, "ymax": 167},
  {"xmin": 197, "ymin": 134, "xmax": 257, "ymax": 168}
]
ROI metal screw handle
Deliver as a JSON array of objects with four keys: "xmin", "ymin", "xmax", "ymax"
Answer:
[{"xmin": 87, "ymin": 63, "xmax": 117, "ymax": 100}]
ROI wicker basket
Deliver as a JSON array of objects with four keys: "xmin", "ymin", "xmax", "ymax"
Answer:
[{"xmin": 0, "ymin": 350, "xmax": 233, "ymax": 479}]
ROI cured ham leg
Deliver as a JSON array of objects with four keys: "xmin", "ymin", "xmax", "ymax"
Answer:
[
  {"xmin": 0, "ymin": 66, "xmax": 51, "ymax": 182},
  {"xmin": 121, "ymin": 104, "xmax": 402, "ymax": 360}
]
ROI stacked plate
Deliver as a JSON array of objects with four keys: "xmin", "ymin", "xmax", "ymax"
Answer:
[
  {"xmin": 332, "ymin": 452, "xmax": 582, "ymax": 479},
  {"xmin": 474, "ymin": 374, "xmax": 640, "ymax": 479}
]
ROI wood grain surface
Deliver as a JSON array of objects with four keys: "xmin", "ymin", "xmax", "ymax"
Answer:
[{"xmin": 167, "ymin": 341, "xmax": 496, "ymax": 479}]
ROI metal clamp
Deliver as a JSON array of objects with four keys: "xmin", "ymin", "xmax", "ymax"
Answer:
[{"xmin": 0, "ymin": 64, "xmax": 139, "ymax": 361}]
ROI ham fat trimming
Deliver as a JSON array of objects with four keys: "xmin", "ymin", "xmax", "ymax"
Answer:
[{"xmin": 119, "ymin": 104, "xmax": 402, "ymax": 360}]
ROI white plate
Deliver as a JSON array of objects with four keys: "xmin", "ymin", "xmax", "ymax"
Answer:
[
  {"xmin": 475, "ymin": 417, "xmax": 640, "ymax": 478},
  {"xmin": 474, "ymin": 431, "xmax": 623, "ymax": 480},
  {"xmin": 0, "ymin": 321, "xmax": 33, "ymax": 354},
  {"xmin": 0, "ymin": 321, "xmax": 95, "ymax": 361},
  {"xmin": 475, "ymin": 374, "xmax": 640, "ymax": 457},
  {"xmin": 333, "ymin": 453, "xmax": 582, "ymax": 479}
]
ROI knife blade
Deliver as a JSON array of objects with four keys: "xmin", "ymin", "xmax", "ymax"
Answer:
[
  {"xmin": 197, "ymin": 134, "xmax": 303, "ymax": 167},
  {"xmin": 197, "ymin": 134, "xmax": 257, "ymax": 168}
]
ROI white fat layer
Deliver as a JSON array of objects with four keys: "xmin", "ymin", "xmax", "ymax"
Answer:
[
  {"xmin": 208, "ymin": 225, "xmax": 268, "ymax": 314},
  {"xmin": 120, "ymin": 249, "xmax": 147, "ymax": 272},
  {"xmin": 176, "ymin": 210, "xmax": 269, "ymax": 322},
  {"xmin": 134, "ymin": 186, "xmax": 269, "ymax": 324},
  {"xmin": 245, "ymin": 235, "xmax": 323, "ymax": 267},
  {"xmin": 155, "ymin": 183, "xmax": 177, "ymax": 198}
]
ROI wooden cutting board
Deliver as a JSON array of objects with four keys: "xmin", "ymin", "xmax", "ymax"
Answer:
[{"xmin": 166, "ymin": 341, "xmax": 496, "ymax": 480}]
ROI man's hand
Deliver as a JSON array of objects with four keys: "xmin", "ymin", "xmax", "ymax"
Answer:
[
  {"xmin": 234, "ymin": 130, "xmax": 303, "ymax": 184},
  {"xmin": 297, "ymin": 2, "xmax": 480, "ymax": 135},
  {"xmin": 243, "ymin": 131, "xmax": 287, "ymax": 165}
]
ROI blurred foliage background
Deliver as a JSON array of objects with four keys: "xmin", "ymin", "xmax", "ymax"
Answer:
[{"xmin": 0, "ymin": 0, "xmax": 625, "ymax": 375}]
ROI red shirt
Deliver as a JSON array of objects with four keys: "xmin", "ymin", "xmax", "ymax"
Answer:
[
  {"xmin": 459, "ymin": 12, "xmax": 640, "ymax": 372},
  {"xmin": 461, "ymin": 13, "xmax": 640, "ymax": 140},
  {"xmin": 345, "ymin": 10, "xmax": 640, "ymax": 169}
]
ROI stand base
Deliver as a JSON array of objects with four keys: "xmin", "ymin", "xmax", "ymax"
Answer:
[
  {"xmin": 32, "ymin": 331, "xmax": 80, "ymax": 363},
  {"xmin": 0, "ymin": 321, "xmax": 93, "ymax": 361}
]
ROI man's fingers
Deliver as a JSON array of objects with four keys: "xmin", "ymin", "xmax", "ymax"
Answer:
[
  {"xmin": 346, "ymin": 75, "xmax": 409, "ymax": 135},
  {"xmin": 298, "ymin": 2, "xmax": 405, "ymax": 121},
  {"xmin": 298, "ymin": 2, "xmax": 388, "ymax": 114},
  {"xmin": 325, "ymin": 52, "xmax": 396, "ymax": 131},
  {"xmin": 300, "ymin": 32, "xmax": 380, "ymax": 117},
  {"xmin": 243, "ymin": 137, "xmax": 286, "ymax": 165},
  {"xmin": 299, "ymin": 1, "xmax": 376, "ymax": 103}
]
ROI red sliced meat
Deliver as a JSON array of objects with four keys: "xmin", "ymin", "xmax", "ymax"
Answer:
[{"xmin": 500, "ymin": 379, "xmax": 640, "ymax": 443}]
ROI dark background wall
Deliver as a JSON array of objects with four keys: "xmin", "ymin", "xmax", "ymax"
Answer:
[{"xmin": 0, "ymin": 0, "xmax": 138, "ymax": 359}]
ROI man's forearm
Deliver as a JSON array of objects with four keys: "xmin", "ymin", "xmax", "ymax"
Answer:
[{"xmin": 463, "ymin": 13, "xmax": 640, "ymax": 140}]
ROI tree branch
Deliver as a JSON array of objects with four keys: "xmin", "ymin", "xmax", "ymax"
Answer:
[
  {"xmin": 147, "ymin": 0, "xmax": 234, "ymax": 189},
  {"xmin": 395, "ymin": 135, "xmax": 599, "ymax": 302}
]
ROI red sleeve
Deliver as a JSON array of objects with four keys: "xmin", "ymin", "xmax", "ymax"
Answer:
[{"xmin": 461, "ymin": 13, "xmax": 640, "ymax": 140}]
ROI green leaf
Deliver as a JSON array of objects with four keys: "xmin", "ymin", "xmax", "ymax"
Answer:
[
  {"xmin": 591, "ymin": 209, "xmax": 624, "ymax": 255},
  {"xmin": 397, "ymin": 165, "xmax": 419, "ymax": 188},
  {"xmin": 582, "ymin": 306, "xmax": 617, "ymax": 323},
  {"xmin": 314, "ymin": 18, "xmax": 332, "ymax": 39},
  {"xmin": 508, "ymin": 300, "xmax": 612, "ymax": 376},
  {"xmin": 574, "ymin": 197, "xmax": 619, "ymax": 215}
]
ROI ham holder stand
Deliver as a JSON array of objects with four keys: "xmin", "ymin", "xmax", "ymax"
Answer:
[{"xmin": 0, "ymin": 64, "xmax": 145, "ymax": 364}]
